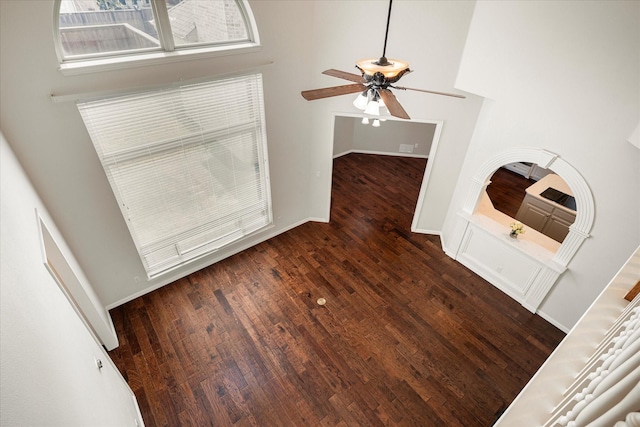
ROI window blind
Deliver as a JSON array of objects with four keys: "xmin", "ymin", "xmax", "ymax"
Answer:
[{"xmin": 77, "ymin": 74, "xmax": 272, "ymax": 278}]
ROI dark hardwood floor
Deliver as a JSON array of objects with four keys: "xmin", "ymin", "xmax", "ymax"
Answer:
[
  {"xmin": 486, "ymin": 167, "xmax": 536, "ymax": 219},
  {"xmin": 109, "ymin": 153, "xmax": 565, "ymax": 427}
]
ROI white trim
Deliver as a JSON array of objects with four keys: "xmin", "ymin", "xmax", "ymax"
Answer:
[
  {"xmin": 54, "ymin": 0, "xmax": 262, "ymax": 75},
  {"xmin": 52, "ymin": 0, "xmax": 65, "ymax": 65},
  {"xmin": 37, "ymin": 207, "xmax": 141, "ymax": 416},
  {"xmin": 308, "ymin": 216, "xmax": 330, "ymax": 223},
  {"xmin": 328, "ymin": 112, "xmax": 444, "ymax": 236},
  {"xmin": 36, "ymin": 209, "xmax": 119, "ymax": 349},
  {"xmin": 535, "ymin": 309, "xmax": 571, "ymax": 333},
  {"xmin": 320, "ymin": 112, "xmax": 338, "ymax": 222},
  {"xmin": 466, "ymin": 147, "xmax": 594, "ymax": 266},
  {"xmin": 51, "ymin": 61, "xmax": 274, "ymax": 103},
  {"xmin": 240, "ymin": 0, "xmax": 260, "ymax": 46},
  {"xmin": 411, "ymin": 120, "xmax": 444, "ymax": 232},
  {"xmin": 628, "ymin": 122, "xmax": 640, "ymax": 149},
  {"xmin": 132, "ymin": 394, "xmax": 146, "ymax": 427},
  {"xmin": 150, "ymin": 0, "xmax": 174, "ymax": 51},
  {"xmin": 334, "ymin": 149, "xmax": 428, "ymax": 159},
  {"xmin": 410, "ymin": 228, "xmax": 442, "ymax": 236},
  {"xmin": 448, "ymin": 147, "xmax": 595, "ymax": 313},
  {"xmin": 59, "ymin": 43, "xmax": 262, "ymax": 75}
]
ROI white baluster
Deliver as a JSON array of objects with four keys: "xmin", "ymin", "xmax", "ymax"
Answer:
[
  {"xmin": 579, "ymin": 378, "xmax": 640, "ymax": 426},
  {"xmin": 612, "ymin": 412, "xmax": 640, "ymax": 427},
  {"xmin": 550, "ymin": 298, "xmax": 640, "ymax": 427}
]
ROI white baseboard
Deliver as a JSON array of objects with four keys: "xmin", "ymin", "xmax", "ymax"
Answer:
[
  {"xmin": 334, "ymin": 149, "xmax": 428, "ymax": 159},
  {"xmin": 410, "ymin": 227, "xmax": 441, "ymax": 236},
  {"xmin": 535, "ymin": 310, "xmax": 570, "ymax": 333},
  {"xmin": 308, "ymin": 216, "xmax": 329, "ymax": 223},
  {"xmin": 133, "ymin": 393, "xmax": 145, "ymax": 427}
]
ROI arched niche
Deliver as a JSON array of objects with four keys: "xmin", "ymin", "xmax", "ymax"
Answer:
[
  {"xmin": 463, "ymin": 148, "xmax": 594, "ymax": 267},
  {"xmin": 450, "ymin": 148, "xmax": 594, "ymax": 312}
]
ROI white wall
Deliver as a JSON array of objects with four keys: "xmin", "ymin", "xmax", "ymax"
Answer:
[
  {"xmin": 0, "ymin": 0, "xmax": 483, "ymax": 308},
  {"xmin": 3, "ymin": 0, "xmax": 636, "ymax": 332},
  {"xmin": 333, "ymin": 116, "xmax": 356, "ymax": 157},
  {"xmin": 333, "ymin": 116, "xmax": 436, "ymax": 157},
  {"xmin": 0, "ymin": 0, "xmax": 316, "ymax": 307},
  {"xmin": 303, "ymin": 0, "xmax": 484, "ymax": 229},
  {"xmin": 445, "ymin": 0, "xmax": 640, "ymax": 330},
  {"xmin": 0, "ymin": 133, "xmax": 142, "ymax": 426},
  {"xmin": 351, "ymin": 118, "xmax": 434, "ymax": 157}
]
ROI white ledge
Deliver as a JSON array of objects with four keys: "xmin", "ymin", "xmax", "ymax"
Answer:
[
  {"xmin": 58, "ymin": 42, "xmax": 262, "ymax": 76},
  {"xmin": 462, "ymin": 192, "xmax": 565, "ymax": 273}
]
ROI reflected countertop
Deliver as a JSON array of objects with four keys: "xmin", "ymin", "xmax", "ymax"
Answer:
[{"xmin": 525, "ymin": 174, "xmax": 576, "ymax": 213}]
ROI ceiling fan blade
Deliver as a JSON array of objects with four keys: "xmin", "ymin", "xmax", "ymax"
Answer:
[
  {"xmin": 379, "ymin": 88, "xmax": 410, "ymax": 119},
  {"xmin": 322, "ymin": 69, "xmax": 365, "ymax": 84},
  {"xmin": 301, "ymin": 83, "xmax": 365, "ymax": 101},
  {"xmin": 395, "ymin": 86, "xmax": 466, "ymax": 99}
]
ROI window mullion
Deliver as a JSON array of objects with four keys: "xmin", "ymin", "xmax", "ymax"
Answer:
[{"xmin": 151, "ymin": 0, "xmax": 175, "ymax": 52}]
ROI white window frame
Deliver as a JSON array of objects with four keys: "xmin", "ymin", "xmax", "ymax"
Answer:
[
  {"xmin": 77, "ymin": 73, "xmax": 272, "ymax": 279},
  {"xmin": 53, "ymin": 0, "xmax": 261, "ymax": 75}
]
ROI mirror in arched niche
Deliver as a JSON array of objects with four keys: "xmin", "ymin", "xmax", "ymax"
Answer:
[
  {"xmin": 464, "ymin": 148, "xmax": 595, "ymax": 267},
  {"xmin": 485, "ymin": 162, "xmax": 576, "ymax": 244}
]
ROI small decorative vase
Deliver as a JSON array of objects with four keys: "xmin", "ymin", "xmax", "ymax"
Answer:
[{"xmin": 509, "ymin": 230, "xmax": 518, "ymax": 239}]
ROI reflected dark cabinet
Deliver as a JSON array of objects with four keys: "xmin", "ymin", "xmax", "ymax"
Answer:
[{"xmin": 516, "ymin": 193, "xmax": 576, "ymax": 242}]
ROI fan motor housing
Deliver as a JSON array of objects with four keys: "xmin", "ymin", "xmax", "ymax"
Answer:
[{"xmin": 358, "ymin": 67, "xmax": 411, "ymax": 89}]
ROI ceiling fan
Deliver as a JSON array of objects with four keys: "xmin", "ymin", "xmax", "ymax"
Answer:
[{"xmin": 301, "ymin": 0, "xmax": 465, "ymax": 122}]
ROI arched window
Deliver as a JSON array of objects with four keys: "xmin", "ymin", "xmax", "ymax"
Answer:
[{"xmin": 54, "ymin": 0, "xmax": 260, "ymax": 73}]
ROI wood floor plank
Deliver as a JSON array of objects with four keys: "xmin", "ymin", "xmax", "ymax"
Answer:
[{"xmin": 109, "ymin": 153, "xmax": 565, "ymax": 426}]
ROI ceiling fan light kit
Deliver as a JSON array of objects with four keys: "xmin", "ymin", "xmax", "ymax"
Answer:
[
  {"xmin": 301, "ymin": 0, "xmax": 465, "ymax": 127},
  {"xmin": 364, "ymin": 97, "xmax": 381, "ymax": 116},
  {"xmin": 353, "ymin": 92, "xmax": 369, "ymax": 110},
  {"xmin": 355, "ymin": 58, "xmax": 410, "ymax": 80}
]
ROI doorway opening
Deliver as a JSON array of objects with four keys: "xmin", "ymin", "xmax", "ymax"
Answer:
[{"xmin": 331, "ymin": 114, "xmax": 443, "ymax": 233}]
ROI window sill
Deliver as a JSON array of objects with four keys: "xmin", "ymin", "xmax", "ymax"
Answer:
[{"xmin": 58, "ymin": 42, "xmax": 262, "ymax": 76}]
